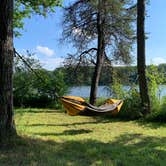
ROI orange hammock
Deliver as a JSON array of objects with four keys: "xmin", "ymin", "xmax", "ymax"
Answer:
[{"xmin": 61, "ymin": 96, "xmax": 123, "ymax": 116}]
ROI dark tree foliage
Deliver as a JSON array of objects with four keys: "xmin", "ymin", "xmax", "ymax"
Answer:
[
  {"xmin": 61, "ymin": 64, "xmax": 166, "ymax": 86},
  {"xmin": 62, "ymin": 0, "xmax": 136, "ymax": 104},
  {"xmin": 13, "ymin": 53, "xmax": 68, "ymax": 108},
  {"xmin": 14, "ymin": 0, "xmax": 63, "ymax": 36}
]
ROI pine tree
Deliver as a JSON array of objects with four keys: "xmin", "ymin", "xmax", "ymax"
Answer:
[
  {"xmin": 62, "ymin": 0, "xmax": 135, "ymax": 104},
  {"xmin": 137, "ymin": 0, "xmax": 151, "ymax": 114}
]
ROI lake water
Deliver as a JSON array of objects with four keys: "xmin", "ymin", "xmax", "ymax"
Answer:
[
  {"xmin": 68, "ymin": 86, "xmax": 110, "ymax": 98},
  {"xmin": 68, "ymin": 85, "xmax": 166, "ymax": 98}
]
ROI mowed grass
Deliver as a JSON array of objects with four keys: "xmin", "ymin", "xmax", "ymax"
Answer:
[{"xmin": 1, "ymin": 108, "xmax": 166, "ymax": 166}]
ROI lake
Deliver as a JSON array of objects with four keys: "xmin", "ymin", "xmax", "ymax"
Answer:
[
  {"xmin": 68, "ymin": 85, "xmax": 166, "ymax": 98},
  {"xmin": 68, "ymin": 86, "xmax": 109, "ymax": 98}
]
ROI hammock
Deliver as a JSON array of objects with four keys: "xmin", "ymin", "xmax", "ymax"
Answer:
[{"xmin": 60, "ymin": 96, "xmax": 123, "ymax": 116}]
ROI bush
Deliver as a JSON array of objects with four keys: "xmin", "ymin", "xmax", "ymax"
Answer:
[
  {"xmin": 111, "ymin": 65, "xmax": 166, "ymax": 121},
  {"xmin": 109, "ymin": 70, "xmax": 143, "ymax": 120},
  {"xmin": 145, "ymin": 96, "xmax": 166, "ymax": 123},
  {"xmin": 14, "ymin": 95, "xmax": 54, "ymax": 108},
  {"xmin": 147, "ymin": 65, "xmax": 165, "ymax": 110},
  {"xmin": 117, "ymin": 88, "xmax": 143, "ymax": 120},
  {"xmin": 14, "ymin": 68, "xmax": 68, "ymax": 108},
  {"xmin": 143, "ymin": 65, "xmax": 166, "ymax": 122}
]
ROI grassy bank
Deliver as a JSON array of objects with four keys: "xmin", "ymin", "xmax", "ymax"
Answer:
[{"xmin": 1, "ymin": 108, "xmax": 166, "ymax": 166}]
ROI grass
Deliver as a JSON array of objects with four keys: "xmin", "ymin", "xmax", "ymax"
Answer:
[{"xmin": 0, "ymin": 108, "xmax": 166, "ymax": 166}]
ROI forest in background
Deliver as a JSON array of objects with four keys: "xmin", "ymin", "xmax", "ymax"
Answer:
[
  {"xmin": 59, "ymin": 63, "xmax": 166, "ymax": 86},
  {"xmin": 13, "ymin": 56, "xmax": 166, "ymax": 110}
]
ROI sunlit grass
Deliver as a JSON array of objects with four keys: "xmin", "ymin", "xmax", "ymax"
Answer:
[{"xmin": 0, "ymin": 108, "xmax": 166, "ymax": 166}]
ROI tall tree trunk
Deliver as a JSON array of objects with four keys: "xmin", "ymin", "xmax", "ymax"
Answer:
[
  {"xmin": 137, "ymin": 0, "xmax": 151, "ymax": 114},
  {"xmin": 0, "ymin": 0, "xmax": 16, "ymax": 140},
  {"xmin": 90, "ymin": 0, "xmax": 105, "ymax": 105}
]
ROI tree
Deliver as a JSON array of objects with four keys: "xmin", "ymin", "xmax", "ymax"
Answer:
[
  {"xmin": 0, "ymin": 0, "xmax": 16, "ymax": 139},
  {"xmin": 0, "ymin": 0, "xmax": 63, "ymax": 139},
  {"xmin": 89, "ymin": 0, "xmax": 106, "ymax": 104},
  {"xmin": 13, "ymin": 55, "xmax": 68, "ymax": 108},
  {"xmin": 14, "ymin": 0, "xmax": 62, "ymax": 36},
  {"xmin": 62, "ymin": 0, "xmax": 135, "ymax": 104},
  {"xmin": 137, "ymin": 0, "xmax": 151, "ymax": 114}
]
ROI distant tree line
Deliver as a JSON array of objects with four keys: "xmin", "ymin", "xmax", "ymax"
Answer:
[{"xmin": 58, "ymin": 63, "xmax": 166, "ymax": 86}]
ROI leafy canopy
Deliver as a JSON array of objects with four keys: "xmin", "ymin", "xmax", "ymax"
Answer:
[
  {"xmin": 14, "ymin": 51, "xmax": 68, "ymax": 107},
  {"xmin": 14, "ymin": 0, "xmax": 63, "ymax": 36}
]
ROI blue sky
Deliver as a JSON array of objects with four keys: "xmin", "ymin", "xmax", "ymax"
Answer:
[
  {"xmin": 14, "ymin": 0, "xmax": 166, "ymax": 70},
  {"xmin": 146, "ymin": 0, "xmax": 166, "ymax": 65}
]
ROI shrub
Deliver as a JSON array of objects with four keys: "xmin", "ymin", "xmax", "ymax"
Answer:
[
  {"xmin": 146, "ymin": 65, "xmax": 165, "ymax": 110},
  {"xmin": 117, "ymin": 88, "xmax": 143, "ymax": 120},
  {"xmin": 145, "ymin": 96, "xmax": 166, "ymax": 123},
  {"xmin": 14, "ymin": 68, "xmax": 68, "ymax": 108}
]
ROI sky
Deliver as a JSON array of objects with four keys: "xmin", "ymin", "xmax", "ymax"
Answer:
[{"xmin": 14, "ymin": 0, "xmax": 166, "ymax": 70}]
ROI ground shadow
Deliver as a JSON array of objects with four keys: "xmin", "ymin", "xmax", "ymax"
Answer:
[
  {"xmin": 17, "ymin": 108, "xmax": 166, "ymax": 130},
  {"xmin": 24, "ymin": 115, "xmax": 113, "ymax": 128},
  {"xmin": 34, "ymin": 129, "xmax": 92, "ymax": 136},
  {"xmin": 0, "ymin": 133, "xmax": 165, "ymax": 166},
  {"xmin": 15, "ymin": 108, "xmax": 63, "ymax": 114},
  {"xmin": 26, "ymin": 120, "xmax": 110, "ymax": 127},
  {"xmin": 135, "ymin": 119, "xmax": 166, "ymax": 129}
]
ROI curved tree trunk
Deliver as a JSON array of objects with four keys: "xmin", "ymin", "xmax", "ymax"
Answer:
[
  {"xmin": 0, "ymin": 0, "xmax": 16, "ymax": 140},
  {"xmin": 137, "ymin": 0, "xmax": 151, "ymax": 114},
  {"xmin": 90, "ymin": 0, "xmax": 105, "ymax": 105}
]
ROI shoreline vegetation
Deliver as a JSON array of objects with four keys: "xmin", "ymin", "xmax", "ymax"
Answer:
[
  {"xmin": 13, "ymin": 64, "xmax": 166, "ymax": 122},
  {"xmin": 57, "ymin": 64, "xmax": 166, "ymax": 86}
]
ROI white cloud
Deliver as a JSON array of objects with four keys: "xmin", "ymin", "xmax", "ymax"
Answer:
[
  {"xmin": 36, "ymin": 45, "xmax": 54, "ymax": 57},
  {"xmin": 41, "ymin": 57, "xmax": 64, "ymax": 70},
  {"xmin": 151, "ymin": 57, "xmax": 166, "ymax": 65}
]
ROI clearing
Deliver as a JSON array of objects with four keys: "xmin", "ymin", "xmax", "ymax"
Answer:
[{"xmin": 0, "ymin": 108, "xmax": 166, "ymax": 166}]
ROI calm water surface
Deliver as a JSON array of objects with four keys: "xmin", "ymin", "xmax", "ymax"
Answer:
[
  {"xmin": 68, "ymin": 86, "xmax": 109, "ymax": 98},
  {"xmin": 68, "ymin": 85, "xmax": 166, "ymax": 98}
]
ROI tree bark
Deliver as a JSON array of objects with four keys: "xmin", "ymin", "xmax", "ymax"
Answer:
[
  {"xmin": 0, "ymin": 0, "xmax": 16, "ymax": 140},
  {"xmin": 137, "ymin": 0, "xmax": 151, "ymax": 114},
  {"xmin": 90, "ymin": 0, "xmax": 105, "ymax": 105}
]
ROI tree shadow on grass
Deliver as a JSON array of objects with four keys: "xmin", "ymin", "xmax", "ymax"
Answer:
[
  {"xmin": 34, "ymin": 129, "xmax": 92, "ymax": 136},
  {"xmin": 15, "ymin": 108, "xmax": 63, "ymax": 114},
  {"xmin": 22, "ymin": 115, "xmax": 166, "ymax": 130},
  {"xmin": 16, "ymin": 108, "xmax": 166, "ymax": 130},
  {"xmin": 26, "ymin": 120, "xmax": 110, "ymax": 127},
  {"xmin": 0, "ymin": 133, "xmax": 166, "ymax": 166},
  {"xmin": 135, "ymin": 120, "xmax": 166, "ymax": 129},
  {"xmin": 23, "ymin": 115, "xmax": 112, "ymax": 128},
  {"xmin": 92, "ymin": 115, "xmax": 166, "ymax": 130}
]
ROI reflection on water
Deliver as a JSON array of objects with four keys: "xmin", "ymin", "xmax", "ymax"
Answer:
[{"xmin": 68, "ymin": 85, "xmax": 166, "ymax": 98}]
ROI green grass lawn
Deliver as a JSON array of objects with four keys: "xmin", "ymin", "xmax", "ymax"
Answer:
[{"xmin": 1, "ymin": 108, "xmax": 166, "ymax": 166}]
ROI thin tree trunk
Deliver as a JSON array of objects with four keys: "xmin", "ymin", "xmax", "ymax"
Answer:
[
  {"xmin": 0, "ymin": 0, "xmax": 16, "ymax": 140},
  {"xmin": 89, "ymin": 46, "xmax": 105, "ymax": 105},
  {"xmin": 137, "ymin": 0, "xmax": 151, "ymax": 114},
  {"xmin": 90, "ymin": 0, "xmax": 105, "ymax": 105}
]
